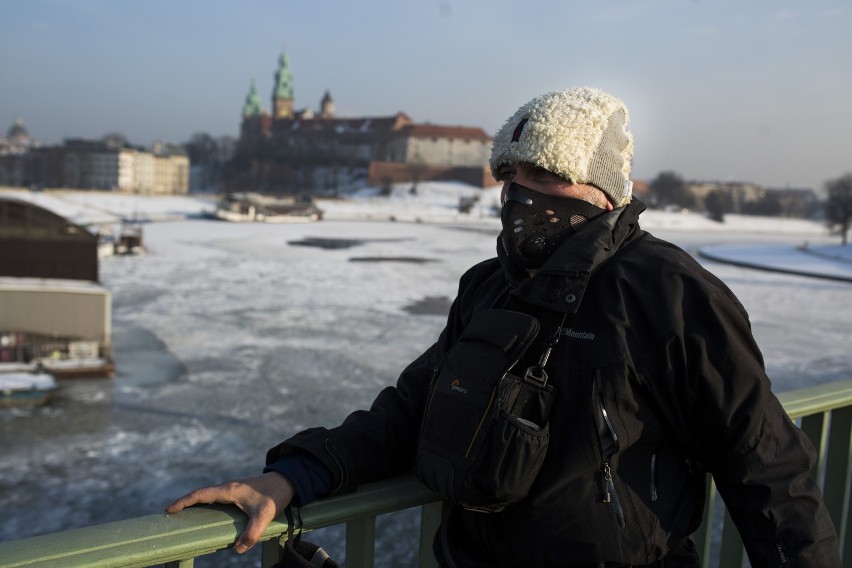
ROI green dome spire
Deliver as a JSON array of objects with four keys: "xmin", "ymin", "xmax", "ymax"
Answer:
[
  {"xmin": 273, "ymin": 51, "xmax": 294, "ymax": 101},
  {"xmin": 242, "ymin": 79, "xmax": 264, "ymax": 117}
]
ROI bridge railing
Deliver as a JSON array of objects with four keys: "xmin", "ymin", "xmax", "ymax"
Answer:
[{"xmin": 1, "ymin": 377, "xmax": 851, "ymax": 568}]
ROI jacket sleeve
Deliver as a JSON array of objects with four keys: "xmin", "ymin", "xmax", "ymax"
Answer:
[
  {"xmin": 265, "ymin": 261, "xmax": 490, "ymax": 496},
  {"xmin": 662, "ymin": 287, "xmax": 840, "ymax": 567}
]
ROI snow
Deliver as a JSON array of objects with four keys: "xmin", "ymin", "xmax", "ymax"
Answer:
[
  {"xmin": 1, "ymin": 183, "xmax": 850, "ymax": 566},
  {"xmin": 0, "ymin": 372, "xmax": 56, "ymax": 391}
]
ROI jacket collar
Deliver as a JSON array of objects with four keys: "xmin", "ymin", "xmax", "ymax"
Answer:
[{"xmin": 498, "ymin": 198, "xmax": 646, "ymax": 313}]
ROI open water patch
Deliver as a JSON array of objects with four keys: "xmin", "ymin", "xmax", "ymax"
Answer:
[
  {"xmin": 349, "ymin": 256, "xmax": 437, "ymax": 264},
  {"xmin": 287, "ymin": 236, "xmax": 412, "ymax": 250},
  {"xmin": 402, "ymin": 295, "xmax": 452, "ymax": 316}
]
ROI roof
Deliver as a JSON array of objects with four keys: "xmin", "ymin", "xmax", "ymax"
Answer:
[
  {"xmin": 398, "ymin": 123, "xmax": 492, "ymax": 142},
  {"xmin": 271, "ymin": 112, "xmax": 414, "ymax": 136},
  {"xmin": 0, "ymin": 276, "xmax": 107, "ymax": 294},
  {"xmin": 0, "ymin": 196, "xmax": 97, "ymax": 242},
  {"xmin": 268, "ymin": 114, "xmax": 495, "ymax": 143}
]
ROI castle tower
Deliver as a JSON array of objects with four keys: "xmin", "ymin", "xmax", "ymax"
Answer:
[
  {"xmin": 242, "ymin": 79, "xmax": 264, "ymax": 118},
  {"xmin": 320, "ymin": 90, "xmax": 335, "ymax": 119},
  {"xmin": 272, "ymin": 51, "xmax": 295, "ymax": 119},
  {"xmin": 241, "ymin": 78, "xmax": 268, "ymax": 139}
]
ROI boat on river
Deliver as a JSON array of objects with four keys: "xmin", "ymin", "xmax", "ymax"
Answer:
[
  {"xmin": 0, "ymin": 368, "xmax": 58, "ymax": 408},
  {"xmin": 214, "ymin": 192, "xmax": 322, "ymax": 223}
]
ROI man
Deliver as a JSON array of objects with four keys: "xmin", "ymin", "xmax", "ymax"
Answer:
[{"xmin": 168, "ymin": 87, "xmax": 840, "ymax": 566}]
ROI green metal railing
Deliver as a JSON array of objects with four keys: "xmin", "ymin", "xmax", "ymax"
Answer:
[{"xmin": 2, "ymin": 377, "xmax": 851, "ymax": 568}]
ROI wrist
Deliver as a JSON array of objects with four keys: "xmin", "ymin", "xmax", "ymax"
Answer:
[{"xmin": 262, "ymin": 471, "xmax": 295, "ymax": 510}]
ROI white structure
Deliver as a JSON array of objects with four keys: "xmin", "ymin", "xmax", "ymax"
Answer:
[{"xmin": 63, "ymin": 141, "xmax": 189, "ymax": 195}]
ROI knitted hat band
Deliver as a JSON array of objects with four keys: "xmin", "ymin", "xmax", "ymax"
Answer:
[{"xmin": 490, "ymin": 87, "xmax": 634, "ymax": 207}]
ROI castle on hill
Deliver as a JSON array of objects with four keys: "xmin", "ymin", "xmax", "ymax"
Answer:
[{"xmin": 231, "ymin": 51, "xmax": 495, "ymax": 193}]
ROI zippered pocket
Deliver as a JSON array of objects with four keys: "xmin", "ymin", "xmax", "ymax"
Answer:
[
  {"xmin": 416, "ymin": 308, "xmax": 544, "ymax": 512},
  {"xmin": 593, "ymin": 369, "xmax": 626, "ymax": 528}
]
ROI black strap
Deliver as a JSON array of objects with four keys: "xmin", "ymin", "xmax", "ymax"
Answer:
[
  {"xmin": 284, "ymin": 505, "xmax": 302, "ymax": 546},
  {"xmin": 521, "ymin": 311, "xmax": 568, "ymax": 387}
]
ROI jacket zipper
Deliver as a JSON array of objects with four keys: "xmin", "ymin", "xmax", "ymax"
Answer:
[
  {"xmin": 650, "ymin": 453, "xmax": 658, "ymax": 502},
  {"xmin": 593, "ymin": 369, "xmax": 626, "ymax": 528}
]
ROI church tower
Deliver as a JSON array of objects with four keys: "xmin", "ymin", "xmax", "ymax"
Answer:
[
  {"xmin": 320, "ymin": 90, "xmax": 335, "ymax": 119},
  {"xmin": 242, "ymin": 79, "xmax": 264, "ymax": 118},
  {"xmin": 272, "ymin": 51, "xmax": 295, "ymax": 119},
  {"xmin": 241, "ymin": 78, "xmax": 268, "ymax": 139}
]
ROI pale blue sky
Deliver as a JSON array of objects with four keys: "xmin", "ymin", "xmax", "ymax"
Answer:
[{"xmin": 1, "ymin": 0, "xmax": 850, "ymax": 191}]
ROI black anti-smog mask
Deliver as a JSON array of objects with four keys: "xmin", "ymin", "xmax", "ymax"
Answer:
[{"xmin": 501, "ymin": 182, "xmax": 607, "ymax": 270}]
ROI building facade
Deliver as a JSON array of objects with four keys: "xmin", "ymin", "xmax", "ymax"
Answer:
[
  {"xmin": 0, "ymin": 121, "xmax": 189, "ymax": 194},
  {"xmin": 0, "ymin": 196, "xmax": 113, "ymax": 376},
  {"xmin": 232, "ymin": 51, "xmax": 495, "ymax": 193}
]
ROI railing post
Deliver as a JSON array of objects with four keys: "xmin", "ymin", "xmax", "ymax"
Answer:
[
  {"xmin": 419, "ymin": 501, "xmax": 444, "ymax": 568},
  {"xmin": 719, "ymin": 507, "xmax": 747, "ymax": 568},
  {"xmin": 800, "ymin": 412, "xmax": 830, "ymax": 487},
  {"xmin": 261, "ymin": 537, "xmax": 285, "ymax": 568},
  {"xmin": 823, "ymin": 407, "xmax": 852, "ymax": 560},
  {"xmin": 346, "ymin": 516, "xmax": 376, "ymax": 568},
  {"xmin": 693, "ymin": 475, "xmax": 717, "ymax": 566},
  {"xmin": 845, "ymin": 487, "xmax": 852, "ymax": 568}
]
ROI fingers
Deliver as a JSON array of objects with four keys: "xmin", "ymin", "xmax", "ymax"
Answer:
[
  {"xmin": 165, "ymin": 484, "xmax": 229, "ymax": 513},
  {"xmin": 233, "ymin": 474, "xmax": 296, "ymax": 553},
  {"xmin": 164, "ymin": 491, "xmax": 200, "ymax": 513},
  {"xmin": 165, "ymin": 474, "xmax": 296, "ymax": 554},
  {"xmin": 234, "ymin": 499, "xmax": 277, "ymax": 553}
]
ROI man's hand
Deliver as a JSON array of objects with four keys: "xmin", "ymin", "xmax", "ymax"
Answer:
[{"xmin": 165, "ymin": 472, "xmax": 295, "ymax": 553}]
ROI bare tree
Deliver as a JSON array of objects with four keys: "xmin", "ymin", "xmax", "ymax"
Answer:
[
  {"xmin": 649, "ymin": 171, "xmax": 694, "ymax": 210},
  {"xmin": 407, "ymin": 152, "xmax": 427, "ymax": 195},
  {"xmin": 705, "ymin": 189, "xmax": 733, "ymax": 223},
  {"xmin": 825, "ymin": 173, "xmax": 852, "ymax": 245}
]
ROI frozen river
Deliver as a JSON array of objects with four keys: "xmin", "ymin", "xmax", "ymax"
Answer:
[{"xmin": 1, "ymin": 217, "xmax": 850, "ymax": 566}]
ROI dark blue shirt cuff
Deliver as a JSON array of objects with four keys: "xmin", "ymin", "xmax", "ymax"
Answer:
[{"xmin": 263, "ymin": 452, "xmax": 334, "ymax": 507}]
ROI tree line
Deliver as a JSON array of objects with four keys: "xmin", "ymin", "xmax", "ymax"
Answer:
[{"xmin": 649, "ymin": 171, "xmax": 852, "ymax": 245}]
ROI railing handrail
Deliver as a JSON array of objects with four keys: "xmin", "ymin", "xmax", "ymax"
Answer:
[
  {"xmin": 777, "ymin": 377, "xmax": 852, "ymax": 417},
  {"xmin": 1, "ymin": 377, "xmax": 851, "ymax": 567},
  {"xmin": 0, "ymin": 472, "xmax": 438, "ymax": 567}
]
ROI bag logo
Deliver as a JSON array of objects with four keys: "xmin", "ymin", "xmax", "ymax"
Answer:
[{"xmin": 450, "ymin": 379, "xmax": 468, "ymax": 394}]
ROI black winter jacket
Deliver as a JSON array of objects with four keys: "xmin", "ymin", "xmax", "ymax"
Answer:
[{"xmin": 267, "ymin": 200, "xmax": 839, "ymax": 567}]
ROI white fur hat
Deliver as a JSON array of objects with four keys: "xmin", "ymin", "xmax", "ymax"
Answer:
[{"xmin": 489, "ymin": 87, "xmax": 634, "ymax": 207}]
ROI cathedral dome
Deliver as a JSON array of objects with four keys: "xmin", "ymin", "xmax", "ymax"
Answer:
[{"xmin": 7, "ymin": 118, "xmax": 29, "ymax": 144}]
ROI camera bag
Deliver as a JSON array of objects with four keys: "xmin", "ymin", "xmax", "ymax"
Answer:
[{"xmin": 417, "ymin": 308, "xmax": 563, "ymax": 512}]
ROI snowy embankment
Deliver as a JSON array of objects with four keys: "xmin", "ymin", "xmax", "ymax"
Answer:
[{"xmin": 3, "ymin": 183, "xmax": 849, "ymax": 271}]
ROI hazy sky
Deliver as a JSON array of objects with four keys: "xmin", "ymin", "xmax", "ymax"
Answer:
[{"xmin": 2, "ymin": 0, "xmax": 850, "ymax": 191}]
